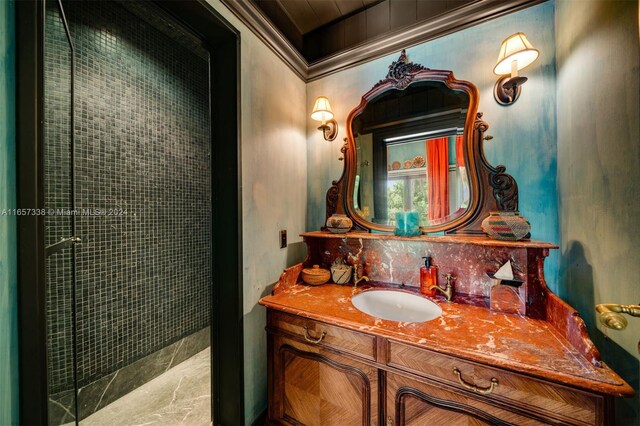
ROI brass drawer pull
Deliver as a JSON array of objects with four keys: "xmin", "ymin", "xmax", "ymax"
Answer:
[
  {"xmin": 453, "ymin": 368, "xmax": 498, "ymax": 395},
  {"xmin": 303, "ymin": 326, "xmax": 326, "ymax": 344}
]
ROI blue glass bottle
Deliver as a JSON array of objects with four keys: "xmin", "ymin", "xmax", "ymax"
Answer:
[{"xmin": 394, "ymin": 211, "xmax": 421, "ymax": 236}]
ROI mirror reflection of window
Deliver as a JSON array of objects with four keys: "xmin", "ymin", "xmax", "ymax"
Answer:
[
  {"xmin": 350, "ymin": 80, "xmax": 473, "ymax": 229},
  {"xmin": 451, "ymin": 135, "xmax": 470, "ymax": 214},
  {"xmin": 381, "ymin": 134, "xmax": 470, "ymax": 227},
  {"xmin": 386, "ymin": 140, "xmax": 428, "ymax": 225}
]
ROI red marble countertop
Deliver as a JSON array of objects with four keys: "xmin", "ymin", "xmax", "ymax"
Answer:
[
  {"xmin": 301, "ymin": 231, "xmax": 559, "ymax": 249},
  {"xmin": 260, "ymin": 281, "xmax": 633, "ymax": 397}
]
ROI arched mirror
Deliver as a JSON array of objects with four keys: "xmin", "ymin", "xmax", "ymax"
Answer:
[
  {"xmin": 326, "ymin": 50, "xmax": 519, "ymax": 234},
  {"xmin": 351, "ymin": 80, "xmax": 472, "ymax": 229}
]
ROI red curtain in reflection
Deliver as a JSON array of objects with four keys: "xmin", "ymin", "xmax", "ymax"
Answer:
[
  {"xmin": 427, "ymin": 137, "xmax": 449, "ymax": 222},
  {"xmin": 455, "ymin": 135, "xmax": 465, "ymax": 167}
]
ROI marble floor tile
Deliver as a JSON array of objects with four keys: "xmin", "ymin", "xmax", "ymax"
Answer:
[{"xmin": 81, "ymin": 348, "xmax": 211, "ymax": 426}]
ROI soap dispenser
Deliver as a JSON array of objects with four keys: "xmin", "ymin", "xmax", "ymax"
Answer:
[{"xmin": 420, "ymin": 256, "xmax": 438, "ymax": 297}]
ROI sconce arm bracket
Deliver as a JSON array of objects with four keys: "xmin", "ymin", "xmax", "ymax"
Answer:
[
  {"xmin": 494, "ymin": 75, "xmax": 524, "ymax": 106},
  {"xmin": 318, "ymin": 119, "xmax": 338, "ymax": 141}
]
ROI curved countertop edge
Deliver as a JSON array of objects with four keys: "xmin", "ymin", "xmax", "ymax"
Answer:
[{"xmin": 260, "ymin": 285, "xmax": 634, "ymax": 398}]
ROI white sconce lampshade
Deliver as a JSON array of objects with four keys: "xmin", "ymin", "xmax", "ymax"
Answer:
[
  {"xmin": 492, "ymin": 32, "xmax": 539, "ymax": 106},
  {"xmin": 311, "ymin": 96, "xmax": 334, "ymax": 122},
  {"xmin": 493, "ymin": 32, "xmax": 539, "ymax": 75},
  {"xmin": 311, "ymin": 96, "xmax": 338, "ymax": 141}
]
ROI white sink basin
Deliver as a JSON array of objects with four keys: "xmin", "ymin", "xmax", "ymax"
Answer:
[{"xmin": 351, "ymin": 289, "xmax": 442, "ymax": 323}]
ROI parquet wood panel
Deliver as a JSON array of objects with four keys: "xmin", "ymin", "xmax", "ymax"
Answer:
[
  {"xmin": 388, "ymin": 340, "xmax": 597, "ymax": 424},
  {"xmin": 386, "ymin": 372, "xmax": 547, "ymax": 426},
  {"xmin": 271, "ymin": 335, "xmax": 379, "ymax": 425},
  {"xmin": 267, "ymin": 310, "xmax": 609, "ymax": 426}
]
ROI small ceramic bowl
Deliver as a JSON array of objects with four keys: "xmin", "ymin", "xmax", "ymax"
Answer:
[{"xmin": 301, "ymin": 265, "xmax": 330, "ymax": 285}]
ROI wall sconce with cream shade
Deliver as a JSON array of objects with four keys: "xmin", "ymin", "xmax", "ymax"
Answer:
[
  {"xmin": 311, "ymin": 96, "xmax": 338, "ymax": 141},
  {"xmin": 493, "ymin": 32, "xmax": 539, "ymax": 106}
]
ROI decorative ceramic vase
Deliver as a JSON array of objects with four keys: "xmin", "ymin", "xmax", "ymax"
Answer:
[
  {"xmin": 301, "ymin": 265, "xmax": 331, "ymax": 285},
  {"xmin": 330, "ymin": 258, "xmax": 353, "ymax": 284},
  {"xmin": 326, "ymin": 213, "xmax": 352, "ymax": 234},
  {"xmin": 481, "ymin": 211, "xmax": 531, "ymax": 241}
]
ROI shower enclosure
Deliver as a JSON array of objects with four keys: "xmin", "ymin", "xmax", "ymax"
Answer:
[
  {"xmin": 42, "ymin": 1, "xmax": 213, "ymax": 423},
  {"xmin": 17, "ymin": 0, "xmax": 242, "ymax": 422}
]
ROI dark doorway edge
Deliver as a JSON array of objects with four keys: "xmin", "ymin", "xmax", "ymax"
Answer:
[{"xmin": 15, "ymin": 1, "xmax": 244, "ymax": 425}]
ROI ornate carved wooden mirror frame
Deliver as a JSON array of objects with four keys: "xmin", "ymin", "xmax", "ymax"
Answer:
[{"xmin": 325, "ymin": 50, "xmax": 519, "ymax": 235}]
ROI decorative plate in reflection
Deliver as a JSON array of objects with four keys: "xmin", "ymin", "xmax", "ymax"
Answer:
[
  {"xmin": 391, "ymin": 161, "xmax": 401, "ymax": 170},
  {"xmin": 413, "ymin": 155, "xmax": 425, "ymax": 168},
  {"xmin": 403, "ymin": 160, "xmax": 412, "ymax": 169}
]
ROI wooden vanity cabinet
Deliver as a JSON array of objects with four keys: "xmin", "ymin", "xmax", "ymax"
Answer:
[
  {"xmin": 385, "ymin": 341, "xmax": 604, "ymax": 425},
  {"xmin": 384, "ymin": 371, "xmax": 545, "ymax": 426},
  {"xmin": 268, "ymin": 334, "xmax": 380, "ymax": 425},
  {"xmin": 266, "ymin": 310, "xmax": 610, "ymax": 426},
  {"xmin": 268, "ymin": 312, "xmax": 379, "ymax": 426}
]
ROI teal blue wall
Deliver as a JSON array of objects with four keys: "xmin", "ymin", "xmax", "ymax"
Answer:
[
  {"xmin": 307, "ymin": 1, "xmax": 559, "ymax": 289},
  {"xmin": 0, "ymin": 0, "xmax": 19, "ymax": 424},
  {"xmin": 556, "ymin": 0, "xmax": 639, "ymax": 423}
]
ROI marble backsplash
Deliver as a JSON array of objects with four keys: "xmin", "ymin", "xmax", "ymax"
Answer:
[
  {"xmin": 297, "ymin": 232, "xmax": 602, "ymax": 367},
  {"xmin": 304, "ymin": 233, "xmax": 552, "ymax": 299}
]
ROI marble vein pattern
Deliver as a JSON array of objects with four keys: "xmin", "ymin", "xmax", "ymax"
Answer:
[
  {"xmin": 77, "ymin": 327, "xmax": 210, "ymax": 420},
  {"xmin": 266, "ymin": 232, "xmax": 632, "ymax": 396},
  {"xmin": 260, "ymin": 281, "xmax": 633, "ymax": 396},
  {"xmin": 301, "ymin": 231, "xmax": 604, "ymax": 346},
  {"xmin": 48, "ymin": 327, "xmax": 210, "ymax": 424},
  {"xmin": 305, "ymin": 232, "xmax": 538, "ymax": 298},
  {"xmin": 48, "ymin": 390, "xmax": 76, "ymax": 425},
  {"xmin": 82, "ymin": 348, "xmax": 210, "ymax": 425}
]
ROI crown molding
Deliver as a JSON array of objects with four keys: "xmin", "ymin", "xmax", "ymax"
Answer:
[
  {"xmin": 220, "ymin": 0, "xmax": 547, "ymax": 83},
  {"xmin": 219, "ymin": 0, "xmax": 308, "ymax": 80},
  {"xmin": 306, "ymin": 0, "xmax": 547, "ymax": 81}
]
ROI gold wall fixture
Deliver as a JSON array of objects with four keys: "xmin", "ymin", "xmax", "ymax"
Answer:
[
  {"xmin": 595, "ymin": 304, "xmax": 640, "ymax": 330},
  {"xmin": 311, "ymin": 96, "xmax": 338, "ymax": 141}
]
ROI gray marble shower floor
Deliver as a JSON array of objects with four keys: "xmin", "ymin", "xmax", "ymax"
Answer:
[{"xmin": 81, "ymin": 347, "xmax": 211, "ymax": 426}]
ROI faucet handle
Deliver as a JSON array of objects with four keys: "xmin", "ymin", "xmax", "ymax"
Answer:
[{"xmin": 443, "ymin": 273, "xmax": 457, "ymax": 286}]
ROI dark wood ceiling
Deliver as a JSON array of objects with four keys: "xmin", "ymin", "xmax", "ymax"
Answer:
[
  {"xmin": 259, "ymin": 0, "xmax": 383, "ymax": 34},
  {"xmin": 253, "ymin": 0, "xmax": 475, "ymax": 62},
  {"xmin": 221, "ymin": 0, "xmax": 545, "ymax": 81}
]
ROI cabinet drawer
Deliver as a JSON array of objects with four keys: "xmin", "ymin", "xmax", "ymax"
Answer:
[
  {"xmin": 269, "ymin": 311, "xmax": 376, "ymax": 360},
  {"xmin": 387, "ymin": 340, "xmax": 599, "ymax": 425},
  {"xmin": 386, "ymin": 370, "xmax": 547, "ymax": 426}
]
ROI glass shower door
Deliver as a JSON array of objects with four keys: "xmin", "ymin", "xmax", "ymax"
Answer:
[
  {"xmin": 44, "ymin": 1, "xmax": 79, "ymax": 424},
  {"xmin": 42, "ymin": 1, "xmax": 214, "ymax": 423}
]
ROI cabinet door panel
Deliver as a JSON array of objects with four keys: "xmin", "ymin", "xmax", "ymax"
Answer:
[
  {"xmin": 387, "ymin": 340, "xmax": 597, "ymax": 424},
  {"xmin": 386, "ymin": 371, "xmax": 546, "ymax": 426},
  {"xmin": 271, "ymin": 335, "xmax": 378, "ymax": 426}
]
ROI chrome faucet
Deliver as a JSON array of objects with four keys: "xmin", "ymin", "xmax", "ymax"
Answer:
[
  {"xmin": 429, "ymin": 273, "xmax": 456, "ymax": 301},
  {"xmin": 353, "ymin": 263, "xmax": 370, "ymax": 287}
]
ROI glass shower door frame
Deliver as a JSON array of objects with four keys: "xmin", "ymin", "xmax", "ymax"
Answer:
[{"xmin": 16, "ymin": 1, "xmax": 244, "ymax": 424}]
